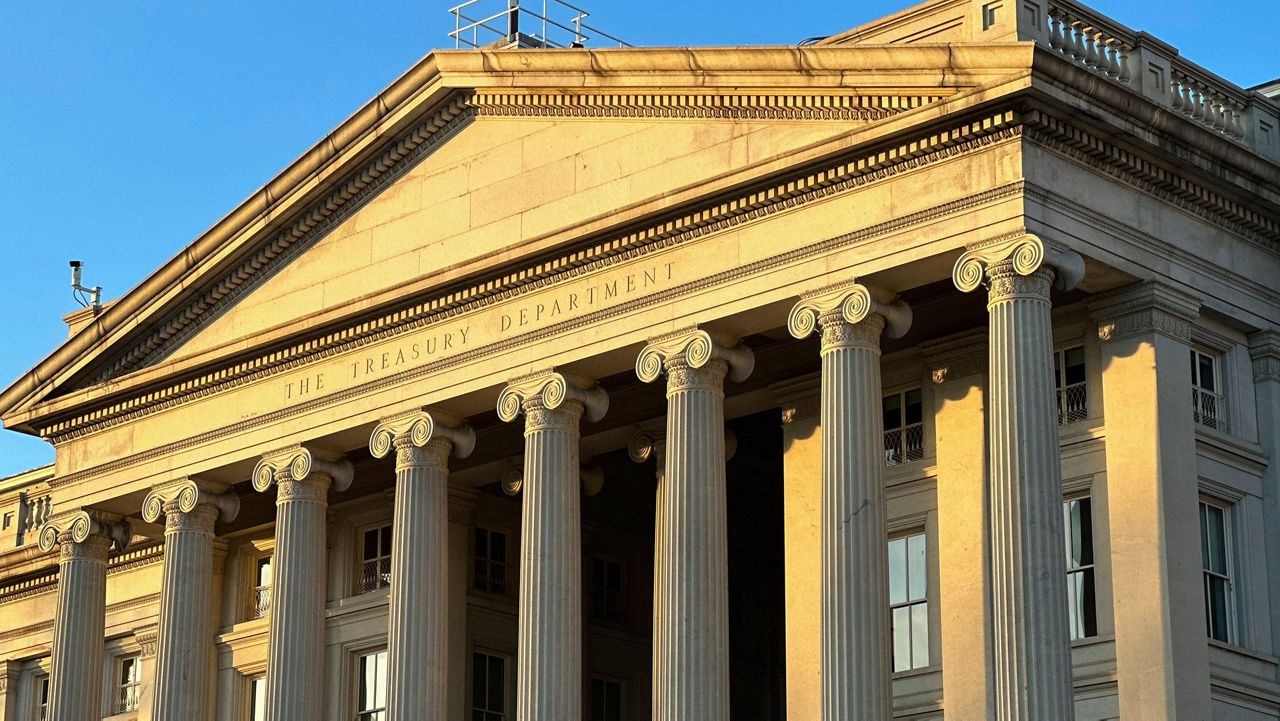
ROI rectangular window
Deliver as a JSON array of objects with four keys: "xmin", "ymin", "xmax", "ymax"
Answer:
[
  {"xmin": 1191, "ymin": 349, "xmax": 1227, "ymax": 431},
  {"xmin": 590, "ymin": 678, "xmax": 624, "ymax": 721},
  {"xmin": 248, "ymin": 676, "xmax": 266, "ymax": 721},
  {"xmin": 888, "ymin": 532, "xmax": 929, "ymax": 671},
  {"xmin": 355, "ymin": 650, "xmax": 388, "ymax": 721},
  {"xmin": 474, "ymin": 528, "xmax": 508, "ymax": 594},
  {"xmin": 34, "ymin": 674, "xmax": 49, "ymax": 721},
  {"xmin": 472, "ymin": 652, "xmax": 507, "ymax": 721},
  {"xmin": 1054, "ymin": 346, "xmax": 1088, "ymax": 425},
  {"xmin": 591, "ymin": 557, "xmax": 623, "ymax": 622},
  {"xmin": 359, "ymin": 524, "xmax": 393, "ymax": 594},
  {"xmin": 882, "ymin": 389, "xmax": 924, "ymax": 466},
  {"xmin": 1063, "ymin": 497, "xmax": 1098, "ymax": 640},
  {"xmin": 250, "ymin": 555, "xmax": 273, "ymax": 619},
  {"xmin": 115, "ymin": 655, "xmax": 141, "ymax": 713},
  {"xmin": 1200, "ymin": 500, "xmax": 1235, "ymax": 643}
]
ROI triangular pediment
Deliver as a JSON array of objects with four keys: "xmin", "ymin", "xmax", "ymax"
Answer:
[{"xmin": 0, "ymin": 42, "xmax": 1033, "ymax": 433}]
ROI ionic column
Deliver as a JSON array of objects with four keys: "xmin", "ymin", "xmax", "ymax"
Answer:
[
  {"xmin": 497, "ymin": 372, "xmax": 609, "ymax": 721},
  {"xmin": 953, "ymin": 234, "xmax": 1085, "ymax": 720},
  {"xmin": 789, "ymin": 282, "xmax": 912, "ymax": 721},
  {"xmin": 369, "ymin": 411, "xmax": 475, "ymax": 721},
  {"xmin": 141, "ymin": 480, "xmax": 239, "ymax": 721},
  {"xmin": 636, "ymin": 329, "xmax": 753, "ymax": 721},
  {"xmin": 38, "ymin": 510, "xmax": 131, "ymax": 721},
  {"xmin": 252, "ymin": 446, "xmax": 353, "ymax": 721}
]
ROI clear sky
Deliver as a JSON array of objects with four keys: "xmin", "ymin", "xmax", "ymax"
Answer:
[{"xmin": 0, "ymin": 0, "xmax": 1275, "ymax": 477}]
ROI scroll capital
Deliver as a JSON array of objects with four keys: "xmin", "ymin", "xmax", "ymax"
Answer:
[
  {"xmin": 636, "ymin": 328, "xmax": 754, "ymax": 384},
  {"xmin": 141, "ymin": 478, "xmax": 239, "ymax": 526},
  {"xmin": 952, "ymin": 233, "xmax": 1084, "ymax": 294},
  {"xmin": 497, "ymin": 370, "xmax": 609, "ymax": 424},
  {"xmin": 252, "ymin": 444, "xmax": 354, "ymax": 494},
  {"xmin": 369, "ymin": 410, "xmax": 476, "ymax": 461},
  {"xmin": 38, "ymin": 509, "xmax": 131, "ymax": 555},
  {"xmin": 787, "ymin": 280, "xmax": 912, "ymax": 343}
]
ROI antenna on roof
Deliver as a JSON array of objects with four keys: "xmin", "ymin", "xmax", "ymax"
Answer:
[{"xmin": 69, "ymin": 260, "xmax": 102, "ymax": 314}]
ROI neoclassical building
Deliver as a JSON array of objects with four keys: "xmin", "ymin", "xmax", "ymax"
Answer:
[{"xmin": 1, "ymin": 0, "xmax": 1278, "ymax": 719}]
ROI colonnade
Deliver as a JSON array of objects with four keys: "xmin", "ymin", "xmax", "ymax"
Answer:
[{"xmin": 36, "ymin": 236, "xmax": 1087, "ymax": 721}]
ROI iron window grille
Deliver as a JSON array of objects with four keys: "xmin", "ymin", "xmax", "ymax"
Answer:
[
  {"xmin": 359, "ymin": 525, "xmax": 393, "ymax": 594},
  {"xmin": 1054, "ymin": 346, "xmax": 1088, "ymax": 425},
  {"xmin": 1191, "ymin": 349, "xmax": 1227, "ymax": 431},
  {"xmin": 474, "ymin": 528, "xmax": 508, "ymax": 595},
  {"xmin": 883, "ymin": 389, "xmax": 924, "ymax": 466}
]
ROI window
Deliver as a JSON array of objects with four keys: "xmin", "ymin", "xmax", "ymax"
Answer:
[
  {"xmin": 472, "ymin": 652, "xmax": 507, "ymax": 721},
  {"xmin": 355, "ymin": 650, "xmax": 388, "ymax": 721},
  {"xmin": 248, "ymin": 676, "xmax": 266, "ymax": 721},
  {"xmin": 250, "ymin": 555, "xmax": 273, "ymax": 619},
  {"xmin": 474, "ymin": 528, "xmax": 508, "ymax": 594},
  {"xmin": 888, "ymin": 532, "xmax": 929, "ymax": 671},
  {"xmin": 34, "ymin": 674, "xmax": 49, "ymax": 721},
  {"xmin": 115, "ymin": 655, "xmax": 141, "ymax": 713},
  {"xmin": 1191, "ymin": 349, "xmax": 1227, "ymax": 431},
  {"xmin": 591, "ymin": 678, "xmax": 623, "ymax": 721},
  {"xmin": 359, "ymin": 524, "xmax": 393, "ymax": 594},
  {"xmin": 883, "ymin": 389, "xmax": 924, "ymax": 466},
  {"xmin": 1054, "ymin": 346, "xmax": 1087, "ymax": 425},
  {"xmin": 591, "ymin": 557, "xmax": 622, "ymax": 622},
  {"xmin": 1063, "ymin": 497, "xmax": 1097, "ymax": 640},
  {"xmin": 1200, "ymin": 500, "xmax": 1235, "ymax": 643}
]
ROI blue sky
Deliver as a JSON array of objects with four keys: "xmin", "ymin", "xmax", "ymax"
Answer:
[{"xmin": 0, "ymin": 0, "xmax": 1275, "ymax": 477}]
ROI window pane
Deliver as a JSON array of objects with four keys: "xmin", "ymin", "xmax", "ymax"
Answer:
[
  {"xmin": 1080, "ymin": 569, "xmax": 1097, "ymax": 638},
  {"xmin": 882, "ymin": 394, "xmax": 902, "ymax": 431},
  {"xmin": 491, "ymin": 563, "xmax": 506, "ymax": 594},
  {"xmin": 488, "ymin": 656, "xmax": 504, "ymax": 712},
  {"xmin": 1207, "ymin": 576, "xmax": 1230, "ymax": 642},
  {"xmin": 1064, "ymin": 347, "xmax": 1086, "ymax": 385},
  {"xmin": 907, "ymin": 534, "xmax": 926, "ymax": 602},
  {"xmin": 911, "ymin": 602, "xmax": 929, "ymax": 668},
  {"xmin": 476, "ymin": 528, "xmax": 488, "ymax": 558},
  {"xmin": 892, "ymin": 606, "xmax": 911, "ymax": 672},
  {"xmin": 1054, "ymin": 351, "xmax": 1063, "ymax": 388},
  {"xmin": 1200, "ymin": 503, "xmax": 1210, "ymax": 570},
  {"xmin": 257, "ymin": 557, "xmax": 272, "ymax": 586},
  {"xmin": 376, "ymin": 651, "xmax": 388, "ymax": 708},
  {"xmin": 363, "ymin": 529, "xmax": 378, "ymax": 561},
  {"xmin": 473, "ymin": 654, "xmax": 486, "ymax": 708},
  {"xmin": 491, "ymin": 532, "xmax": 507, "ymax": 563},
  {"xmin": 250, "ymin": 678, "xmax": 266, "ymax": 721},
  {"xmin": 887, "ymin": 538, "xmax": 906, "ymax": 605},
  {"xmin": 1076, "ymin": 498, "xmax": 1093, "ymax": 566},
  {"xmin": 905, "ymin": 389, "xmax": 923, "ymax": 425},
  {"xmin": 1198, "ymin": 354, "xmax": 1216, "ymax": 392},
  {"xmin": 381, "ymin": 526, "xmax": 392, "ymax": 553}
]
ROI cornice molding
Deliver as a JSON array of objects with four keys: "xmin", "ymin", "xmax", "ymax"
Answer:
[
  {"xmin": 41, "ymin": 112, "xmax": 1022, "ymax": 445},
  {"xmin": 468, "ymin": 90, "xmax": 944, "ymax": 121}
]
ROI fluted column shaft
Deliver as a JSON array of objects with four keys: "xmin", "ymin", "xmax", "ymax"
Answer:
[
  {"xmin": 47, "ymin": 533, "xmax": 112, "ymax": 721},
  {"xmin": 656, "ymin": 356, "xmax": 731, "ymax": 721},
  {"xmin": 387, "ymin": 440, "xmax": 450, "ymax": 721},
  {"xmin": 152, "ymin": 504, "xmax": 219, "ymax": 720},
  {"xmin": 985, "ymin": 261, "xmax": 1074, "ymax": 720},
  {"xmin": 517, "ymin": 397, "xmax": 584, "ymax": 721},
  {"xmin": 819, "ymin": 310, "xmax": 892, "ymax": 720}
]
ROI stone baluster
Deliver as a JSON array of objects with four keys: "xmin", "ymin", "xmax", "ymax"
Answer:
[
  {"xmin": 788, "ymin": 282, "xmax": 912, "ymax": 721},
  {"xmin": 252, "ymin": 446, "xmax": 353, "ymax": 721},
  {"xmin": 497, "ymin": 372, "xmax": 609, "ymax": 721},
  {"xmin": 38, "ymin": 510, "xmax": 131, "ymax": 721},
  {"xmin": 953, "ymin": 233, "xmax": 1085, "ymax": 721},
  {"xmin": 636, "ymin": 328, "xmax": 753, "ymax": 721},
  {"xmin": 369, "ymin": 411, "xmax": 475, "ymax": 721},
  {"xmin": 140, "ymin": 480, "xmax": 239, "ymax": 721}
]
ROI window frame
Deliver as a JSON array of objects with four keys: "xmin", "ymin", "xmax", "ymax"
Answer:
[
  {"xmin": 473, "ymin": 526, "xmax": 511, "ymax": 596},
  {"xmin": 881, "ymin": 387, "xmax": 925, "ymax": 467},
  {"xmin": 470, "ymin": 649, "xmax": 510, "ymax": 721},
  {"xmin": 1199, "ymin": 496, "xmax": 1238, "ymax": 645},
  {"xmin": 887, "ymin": 529, "xmax": 930, "ymax": 672},
  {"xmin": 1190, "ymin": 347, "xmax": 1229, "ymax": 432},
  {"xmin": 352, "ymin": 648, "xmax": 389, "ymax": 721},
  {"xmin": 589, "ymin": 555, "xmax": 625, "ymax": 623},
  {"xmin": 589, "ymin": 675, "xmax": 626, "ymax": 721},
  {"xmin": 1053, "ymin": 344, "xmax": 1088, "ymax": 426},
  {"xmin": 1062, "ymin": 493, "xmax": 1098, "ymax": 641},
  {"xmin": 248, "ymin": 551, "xmax": 274, "ymax": 621},
  {"xmin": 31, "ymin": 670, "xmax": 50, "ymax": 721},
  {"xmin": 355, "ymin": 522, "xmax": 394, "ymax": 595},
  {"xmin": 246, "ymin": 674, "xmax": 267, "ymax": 721},
  {"xmin": 111, "ymin": 652, "xmax": 142, "ymax": 714}
]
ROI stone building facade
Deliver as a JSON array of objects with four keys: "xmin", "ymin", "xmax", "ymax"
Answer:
[{"xmin": 1, "ymin": 0, "xmax": 1278, "ymax": 719}]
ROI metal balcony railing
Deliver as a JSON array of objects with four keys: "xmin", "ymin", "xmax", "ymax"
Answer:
[
  {"xmin": 360, "ymin": 557, "xmax": 392, "ymax": 594},
  {"xmin": 1057, "ymin": 382, "xmax": 1088, "ymax": 425},
  {"xmin": 117, "ymin": 683, "xmax": 140, "ymax": 713},
  {"xmin": 250, "ymin": 585, "xmax": 272, "ymax": 620},
  {"xmin": 449, "ymin": 0, "xmax": 630, "ymax": 49},
  {"xmin": 1193, "ymin": 387, "xmax": 1227, "ymax": 432},
  {"xmin": 884, "ymin": 423, "xmax": 924, "ymax": 466}
]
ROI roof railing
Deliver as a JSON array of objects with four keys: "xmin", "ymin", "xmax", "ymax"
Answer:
[{"xmin": 449, "ymin": 0, "xmax": 630, "ymax": 49}]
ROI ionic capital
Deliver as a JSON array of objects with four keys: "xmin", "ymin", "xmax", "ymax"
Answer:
[
  {"xmin": 369, "ymin": 410, "xmax": 476, "ymax": 466},
  {"xmin": 1088, "ymin": 281, "xmax": 1200, "ymax": 345},
  {"xmin": 952, "ymin": 233, "xmax": 1085, "ymax": 296},
  {"xmin": 629, "ymin": 426, "xmax": 736, "ymax": 466},
  {"xmin": 636, "ymin": 328, "xmax": 754, "ymax": 386},
  {"xmin": 501, "ymin": 459, "xmax": 606, "ymax": 496},
  {"xmin": 497, "ymin": 371, "xmax": 609, "ymax": 425},
  {"xmin": 141, "ymin": 479, "xmax": 239, "ymax": 529},
  {"xmin": 252, "ymin": 444, "xmax": 354, "ymax": 495},
  {"xmin": 37, "ymin": 509, "xmax": 131, "ymax": 557},
  {"xmin": 787, "ymin": 281, "xmax": 912, "ymax": 347}
]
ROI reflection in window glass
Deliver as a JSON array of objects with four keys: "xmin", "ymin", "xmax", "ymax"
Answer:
[
  {"xmin": 355, "ymin": 650, "xmax": 388, "ymax": 721},
  {"xmin": 1199, "ymin": 501, "xmax": 1234, "ymax": 643},
  {"xmin": 888, "ymin": 532, "xmax": 929, "ymax": 671}
]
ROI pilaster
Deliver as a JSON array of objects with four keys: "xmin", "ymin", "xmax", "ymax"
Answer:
[
  {"xmin": 788, "ymin": 281, "xmax": 911, "ymax": 721},
  {"xmin": 497, "ymin": 371, "xmax": 608, "ymax": 721},
  {"xmin": 1250, "ymin": 331, "xmax": 1280, "ymax": 671},
  {"xmin": 252, "ymin": 445, "xmax": 353, "ymax": 721},
  {"xmin": 0, "ymin": 661, "xmax": 20, "ymax": 721},
  {"xmin": 637, "ymin": 328, "xmax": 752, "ymax": 721},
  {"xmin": 1089, "ymin": 281, "xmax": 1209, "ymax": 720},
  {"xmin": 134, "ymin": 624, "xmax": 159, "ymax": 721},
  {"xmin": 953, "ymin": 233, "xmax": 1081, "ymax": 721},
  {"xmin": 370, "ymin": 410, "xmax": 475, "ymax": 721}
]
